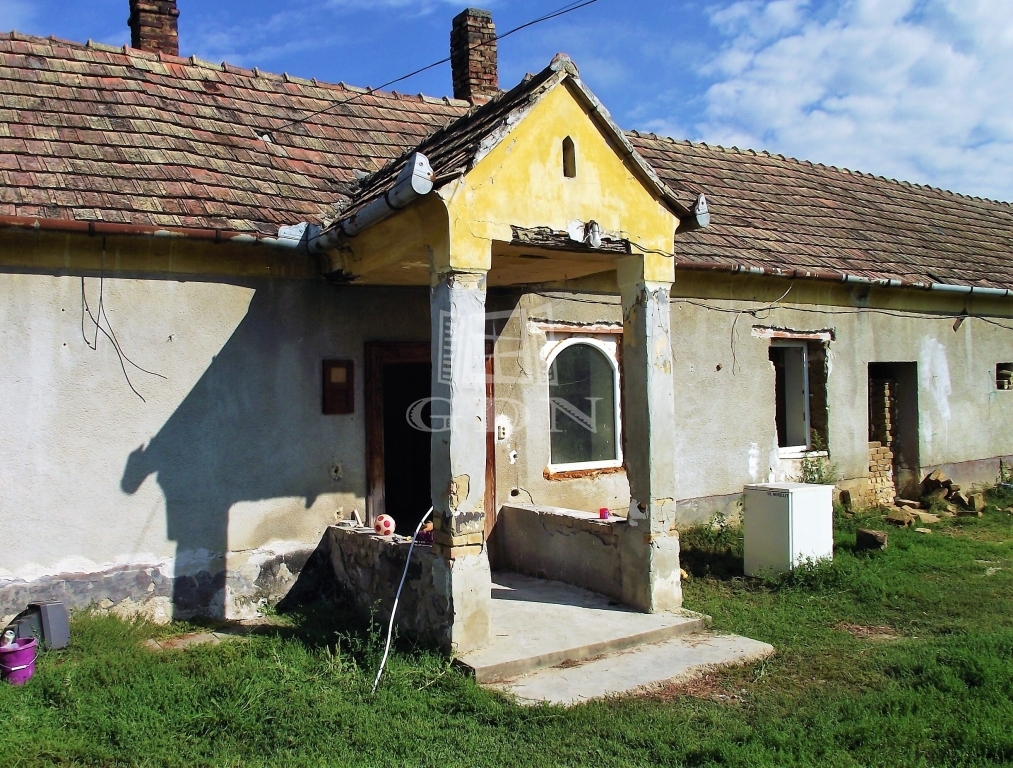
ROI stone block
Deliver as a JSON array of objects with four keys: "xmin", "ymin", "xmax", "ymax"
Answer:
[{"xmin": 855, "ymin": 528, "xmax": 888, "ymax": 551}]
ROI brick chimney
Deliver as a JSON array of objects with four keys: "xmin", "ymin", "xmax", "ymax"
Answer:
[
  {"xmin": 128, "ymin": 0, "xmax": 179, "ymax": 57},
  {"xmin": 451, "ymin": 8, "xmax": 499, "ymax": 105}
]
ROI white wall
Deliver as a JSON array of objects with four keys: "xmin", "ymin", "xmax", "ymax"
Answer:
[{"xmin": 0, "ymin": 273, "xmax": 430, "ymax": 619}]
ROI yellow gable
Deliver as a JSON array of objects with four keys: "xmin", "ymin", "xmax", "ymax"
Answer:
[
  {"xmin": 444, "ymin": 82, "xmax": 676, "ymax": 251},
  {"xmin": 440, "ymin": 80, "xmax": 678, "ymax": 275},
  {"xmin": 335, "ymin": 76, "xmax": 679, "ymax": 286}
]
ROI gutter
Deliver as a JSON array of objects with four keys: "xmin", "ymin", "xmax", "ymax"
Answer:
[
  {"xmin": 309, "ymin": 152, "xmax": 433, "ymax": 254},
  {"xmin": 673, "ymin": 259, "xmax": 1013, "ymax": 297},
  {"xmin": 0, "ymin": 214, "xmax": 311, "ymax": 248}
]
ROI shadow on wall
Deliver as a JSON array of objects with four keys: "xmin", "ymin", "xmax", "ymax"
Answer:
[{"xmin": 119, "ymin": 280, "xmax": 416, "ymax": 620}]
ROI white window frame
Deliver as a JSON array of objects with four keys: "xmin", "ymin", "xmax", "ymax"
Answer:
[
  {"xmin": 544, "ymin": 336, "xmax": 624, "ymax": 473},
  {"xmin": 771, "ymin": 340, "xmax": 812, "ymax": 458}
]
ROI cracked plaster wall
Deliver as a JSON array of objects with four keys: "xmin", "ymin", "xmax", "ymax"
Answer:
[{"xmin": 0, "ymin": 273, "xmax": 429, "ymax": 620}]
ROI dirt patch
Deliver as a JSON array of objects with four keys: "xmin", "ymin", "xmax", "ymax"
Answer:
[
  {"xmin": 835, "ymin": 622, "xmax": 901, "ymax": 641},
  {"xmin": 649, "ymin": 673, "xmax": 746, "ymax": 704},
  {"xmin": 554, "ymin": 654, "xmax": 605, "ymax": 669}
]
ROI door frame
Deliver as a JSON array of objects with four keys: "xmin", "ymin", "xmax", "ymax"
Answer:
[
  {"xmin": 485, "ymin": 340, "xmax": 497, "ymax": 541},
  {"xmin": 365, "ymin": 341, "xmax": 431, "ymax": 525}
]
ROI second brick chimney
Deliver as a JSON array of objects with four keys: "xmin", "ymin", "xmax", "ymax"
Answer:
[
  {"xmin": 451, "ymin": 8, "xmax": 498, "ymax": 105},
  {"xmin": 128, "ymin": 0, "xmax": 179, "ymax": 57}
]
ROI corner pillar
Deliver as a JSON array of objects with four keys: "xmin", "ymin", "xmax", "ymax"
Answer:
[
  {"xmin": 617, "ymin": 256, "xmax": 682, "ymax": 612},
  {"xmin": 429, "ymin": 268, "xmax": 492, "ymax": 652}
]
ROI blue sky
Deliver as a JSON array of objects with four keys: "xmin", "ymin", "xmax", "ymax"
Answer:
[{"xmin": 4, "ymin": 0, "xmax": 1013, "ymax": 201}]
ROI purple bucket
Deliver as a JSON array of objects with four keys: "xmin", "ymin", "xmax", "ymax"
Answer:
[{"xmin": 0, "ymin": 638, "xmax": 37, "ymax": 686}]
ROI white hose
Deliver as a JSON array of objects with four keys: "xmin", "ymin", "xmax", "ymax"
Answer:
[{"xmin": 371, "ymin": 506, "xmax": 434, "ymax": 694}]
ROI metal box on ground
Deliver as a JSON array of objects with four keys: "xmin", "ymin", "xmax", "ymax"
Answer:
[
  {"xmin": 743, "ymin": 483, "xmax": 834, "ymax": 577},
  {"xmin": 6, "ymin": 602, "xmax": 71, "ymax": 649}
]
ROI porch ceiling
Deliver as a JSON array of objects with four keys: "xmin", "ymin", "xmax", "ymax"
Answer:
[{"xmin": 488, "ymin": 240, "xmax": 620, "ymax": 287}]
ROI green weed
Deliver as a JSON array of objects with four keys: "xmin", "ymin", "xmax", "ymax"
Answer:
[{"xmin": 3, "ymin": 507, "xmax": 1013, "ymax": 766}]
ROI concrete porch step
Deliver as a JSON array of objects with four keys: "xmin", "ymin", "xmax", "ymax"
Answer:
[
  {"xmin": 489, "ymin": 631, "xmax": 775, "ymax": 706},
  {"xmin": 456, "ymin": 573, "xmax": 709, "ymax": 684}
]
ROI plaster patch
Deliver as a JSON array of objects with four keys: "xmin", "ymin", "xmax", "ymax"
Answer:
[
  {"xmin": 921, "ymin": 337, "xmax": 952, "ymax": 421},
  {"xmin": 449, "ymin": 475, "xmax": 471, "ymax": 510},
  {"xmin": 748, "ymin": 442, "xmax": 761, "ymax": 482}
]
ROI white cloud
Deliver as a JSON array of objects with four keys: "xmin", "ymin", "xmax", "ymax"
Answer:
[{"xmin": 672, "ymin": 0, "xmax": 1013, "ymax": 200}]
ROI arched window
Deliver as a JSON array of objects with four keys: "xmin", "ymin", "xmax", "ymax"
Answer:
[
  {"xmin": 562, "ymin": 136, "xmax": 576, "ymax": 178},
  {"xmin": 548, "ymin": 341, "xmax": 620, "ymax": 468}
]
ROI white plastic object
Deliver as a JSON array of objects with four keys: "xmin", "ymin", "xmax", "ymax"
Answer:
[{"xmin": 743, "ymin": 483, "xmax": 834, "ymax": 577}]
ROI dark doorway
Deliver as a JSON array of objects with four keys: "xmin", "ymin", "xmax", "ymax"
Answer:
[
  {"xmin": 382, "ymin": 362, "xmax": 432, "ymax": 530},
  {"xmin": 868, "ymin": 362, "xmax": 920, "ymax": 497},
  {"xmin": 366, "ymin": 342, "xmax": 431, "ymax": 532}
]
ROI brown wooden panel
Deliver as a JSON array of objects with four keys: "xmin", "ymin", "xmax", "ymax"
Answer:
[
  {"xmin": 485, "ymin": 340, "xmax": 497, "ymax": 541},
  {"xmin": 322, "ymin": 359, "xmax": 354, "ymax": 414}
]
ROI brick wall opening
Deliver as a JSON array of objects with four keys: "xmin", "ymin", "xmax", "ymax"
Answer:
[{"xmin": 868, "ymin": 362, "xmax": 920, "ymax": 503}]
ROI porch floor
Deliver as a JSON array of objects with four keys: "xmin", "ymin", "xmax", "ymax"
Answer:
[{"xmin": 457, "ymin": 572, "xmax": 708, "ymax": 683}]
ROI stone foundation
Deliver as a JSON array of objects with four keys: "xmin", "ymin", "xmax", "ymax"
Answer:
[
  {"xmin": 326, "ymin": 525, "xmax": 491, "ymax": 653},
  {"xmin": 0, "ymin": 545, "xmax": 314, "ymax": 627}
]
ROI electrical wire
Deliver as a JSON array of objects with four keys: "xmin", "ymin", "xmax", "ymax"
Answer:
[
  {"xmin": 80, "ymin": 239, "xmax": 167, "ymax": 402},
  {"xmin": 263, "ymin": 0, "xmax": 600, "ymax": 140},
  {"xmin": 371, "ymin": 506, "xmax": 435, "ymax": 695}
]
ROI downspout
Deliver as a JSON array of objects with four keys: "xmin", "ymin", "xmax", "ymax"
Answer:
[{"xmin": 309, "ymin": 152, "xmax": 434, "ymax": 254}]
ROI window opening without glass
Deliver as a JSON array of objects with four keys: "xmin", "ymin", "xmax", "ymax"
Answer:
[
  {"xmin": 769, "ymin": 340, "xmax": 829, "ymax": 452},
  {"xmin": 562, "ymin": 136, "xmax": 576, "ymax": 178},
  {"xmin": 997, "ymin": 363, "xmax": 1013, "ymax": 390},
  {"xmin": 770, "ymin": 343, "xmax": 810, "ymax": 449},
  {"xmin": 547, "ymin": 341, "xmax": 620, "ymax": 469}
]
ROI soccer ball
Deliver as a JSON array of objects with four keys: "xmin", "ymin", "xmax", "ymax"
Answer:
[{"xmin": 374, "ymin": 514, "xmax": 395, "ymax": 536}]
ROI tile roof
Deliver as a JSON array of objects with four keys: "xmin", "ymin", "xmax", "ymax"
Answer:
[
  {"xmin": 0, "ymin": 31, "xmax": 469, "ymax": 233},
  {"xmin": 629, "ymin": 133, "xmax": 1013, "ymax": 290},
  {"xmin": 3, "ymin": 30, "xmax": 1012, "ymax": 291}
]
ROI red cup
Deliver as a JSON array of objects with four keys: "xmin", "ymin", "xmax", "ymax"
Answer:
[{"xmin": 599, "ymin": 507, "xmax": 610, "ymax": 520}]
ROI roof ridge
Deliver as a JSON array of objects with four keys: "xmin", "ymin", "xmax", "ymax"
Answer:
[
  {"xmin": 0, "ymin": 29, "xmax": 471, "ymax": 108},
  {"xmin": 627, "ymin": 129, "xmax": 1012, "ymax": 208}
]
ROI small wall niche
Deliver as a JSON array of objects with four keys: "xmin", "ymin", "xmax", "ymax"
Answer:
[
  {"xmin": 997, "ymin": 363, "xmax": 1013, "ymax": 390},
  {"xmin": 562, "ymin": 136, "xmax": 576, "ymax": 178}
]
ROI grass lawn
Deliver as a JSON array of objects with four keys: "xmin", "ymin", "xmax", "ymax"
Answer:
[{"xmin": 4, "ymin": 492, "xmax": 1013, "ymax": 767}]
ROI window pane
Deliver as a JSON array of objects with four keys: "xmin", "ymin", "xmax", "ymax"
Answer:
[{"xmin": 549, "ymin": 344, "xmax": 616, "ymax": 465}]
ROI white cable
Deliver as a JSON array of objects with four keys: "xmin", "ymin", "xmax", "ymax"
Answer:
[{"xmin": 371, "ymin": 506, "xmax": 434, "ymax": 694}]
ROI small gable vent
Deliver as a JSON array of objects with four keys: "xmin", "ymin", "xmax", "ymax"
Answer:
[{"xmin": 562, "ymin": 136, "xmax": 576, "ymax": 178}]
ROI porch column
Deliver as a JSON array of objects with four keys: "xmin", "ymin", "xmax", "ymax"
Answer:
[
  {"xmin": 429, "ymin": 268, "xmax": 492, "ymax": 652},
  {"xmin": 617, "ymin": 256, "xmax": 682, "ymax": 612}
]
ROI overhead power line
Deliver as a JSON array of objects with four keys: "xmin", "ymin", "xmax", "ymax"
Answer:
[{"xmin": 260, "ymin": 0, "xmax": 600, "ymax": 141}]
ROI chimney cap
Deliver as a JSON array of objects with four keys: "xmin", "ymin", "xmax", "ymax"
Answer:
[{"xmin": 454, "ymin": 7, "xmax": 492, "ymax": 19}]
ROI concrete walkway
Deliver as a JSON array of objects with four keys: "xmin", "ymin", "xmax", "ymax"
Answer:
[
  {"xmin": 456, "ymin": 572, "xmax": 773, "ymax": 705},
  {"xmin": 458, "ymin": 573, "xmax": 708, "ymax": 682}
]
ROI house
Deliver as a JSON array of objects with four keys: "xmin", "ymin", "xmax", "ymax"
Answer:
[{"xmin": 3, "ymin": 2, "xmax": 1013, "ymax": 652}]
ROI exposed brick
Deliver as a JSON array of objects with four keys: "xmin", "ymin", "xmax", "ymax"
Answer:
[{"xmin": 451, "ymin": 8, "xmax": 498, "ymax": 105}]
